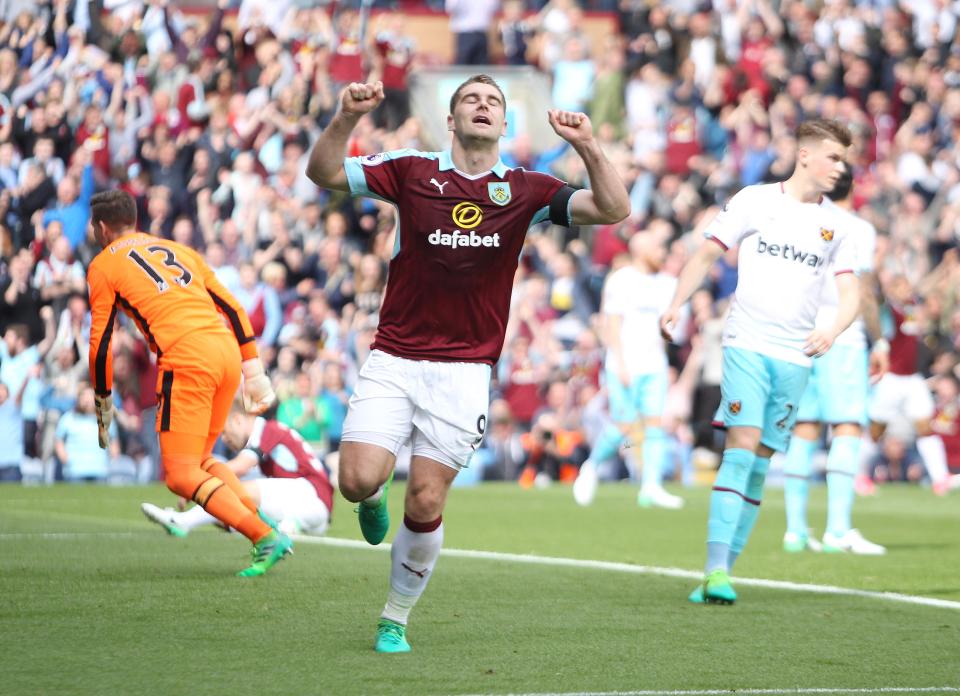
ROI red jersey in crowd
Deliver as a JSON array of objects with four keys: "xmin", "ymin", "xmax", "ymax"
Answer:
[
  {"xmin": 329, "ymin": 33, "xmax": 364, "ymax": 84},
  {"xmin": 375, "ymin": 34, "xmax": 413, "ymax": 90},
  {"xmin": 888, "ymin": 304, "xmax": 921, "ymax": 377},
  {"xmin": 931, "ymin": 403, "xmax": 960, "ymax": 474}
]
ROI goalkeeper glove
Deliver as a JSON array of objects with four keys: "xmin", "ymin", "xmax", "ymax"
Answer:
[
  {"xmin": 241, "ymin": 358, "xmax": 276, "ymax": 414},
  {"xmin": 94, "ymin": 393, "xmax": 113, "ymax": 449}
]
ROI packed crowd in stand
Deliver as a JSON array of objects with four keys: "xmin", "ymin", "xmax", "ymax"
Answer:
[{"xmin": 1, "ymin": 0, "xmax": 959, "ymax": 487}]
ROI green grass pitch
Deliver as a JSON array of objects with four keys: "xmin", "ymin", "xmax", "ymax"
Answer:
[{"xmin": 1, "ymin": 482, "xmax": 958, "ymax": 695}]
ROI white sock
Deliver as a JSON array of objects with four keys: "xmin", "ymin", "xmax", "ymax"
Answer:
[
  {"xmin": 859, "ymin": 436, "xmax": 878, "ymax": 476},
  {"xmin": 916, "ymin": 435, "xmax": 949, "ymax": 483},
  {"xmin": 381, "ymin": 515, "xmax": 443, "ymax": 625},
  {"xmin": 362, "ymin": 482, "xmax": 386, "ymax": 507},
  {"xmin": 173, "ymin": 504, "xmax": 218, "ymax": 531}
]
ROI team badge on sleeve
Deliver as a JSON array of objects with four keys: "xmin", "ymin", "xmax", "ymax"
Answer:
[
  {"xmin": 728, "ymin": 400, "xmax": 742, "ymax": 415},
  {"xmin": 488, "ymin": 182, "xmax": 512, "ymax": 206},
  {"xmin": 819, "ymin": 227, "xmax": 834, "ymax": 242}
]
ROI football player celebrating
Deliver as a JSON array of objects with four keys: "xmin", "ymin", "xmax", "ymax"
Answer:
[{"xmin": 306, "ymin": 76, "xmax": 629, "ymax": 652}]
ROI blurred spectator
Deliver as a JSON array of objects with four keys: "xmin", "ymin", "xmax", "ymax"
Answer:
[
  {"xmin": 1, "ymin": 0, "xmax": 959, "ymax": 495},
  {"xmin": 499, "ymin": 0, "xmax": 533, "ymax": 67},
  {"xmin": 868, "ymin": 435, "xmax": 925, "ymax": 486},
  {"xmin": 317, "ymin": 359, "xmax": 351, "ymax": 453},
  {"xmin": 518, "ymin": 410, "xmax": 586, "ymax": 486},
  {"xmin": 446, "ymin": 0, "xmax": 499, "ymax": 65},
  {"xmin": 55, "ymin": 384, "xmax": 120, "ymax": 482},
  {"xmin": 277, "ymin": 371, "xmax": 330, "ymax": 451},
  {"xmin": 41, "ymin": 152, "xmax": 94, "ymax": 251},
  {"xmin": 0, "ymin": 378, "xmax": 28, "ymax": 481},
  {"xmin": 34, "ymin": 235, "xmax": 85, "ymax": 314},
  {"xmin": 1, "ymin": 251, "xmax": 46, "ymax": 340},
  {"xmin": 931, "ymin": 373, "xmax": 960, "ymax": 476},
  {"xmin": 473, "ymin": 398, "xmax": 525, "ymax": 480},
  {"xmin": 372, "ymin": 15, "xmax": 415, "ymax": 132}
]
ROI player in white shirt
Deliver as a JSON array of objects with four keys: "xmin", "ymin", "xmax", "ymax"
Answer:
[
  {"xmin": 782, "ymin": 166, "xmax": 889, "ymax": 556},
  {"xmin": 661, "ymin": 120, "xmax": 862, "ymax": 605},
  {"xmin": 573, "ymin": 226, "xmax": 684, "ymax": 509}
]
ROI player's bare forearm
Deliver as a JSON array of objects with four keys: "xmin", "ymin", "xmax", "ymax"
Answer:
[
  {"xmin": 305, "ymin": 110, "xmax": 361, "ymax": 192},
  {"xmin": 859, "ymin": 271, "xmax": 883, "ymax": 341},
  {"xmin": 571, "ymin": 140, "xmax": 630, "ymax": 224},
  {"xmin": 672, "ymin": 241, "xmax": 722, "ymax": 313},
  {"xmin": 307, "ymin": 81, "xmax": 384, "ymax": 192},
  {"xmin": 830, "ymin": 273, "xmax": 861, "ymax": 339},
  {"xmin": 661, "ymin": 241, "xmax": 722, "ymax": 341}
]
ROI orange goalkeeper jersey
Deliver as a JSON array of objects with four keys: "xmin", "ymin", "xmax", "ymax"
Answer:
[{"xmin": 87, "ymin": 232, "xmax": 258, "ymax": 396}]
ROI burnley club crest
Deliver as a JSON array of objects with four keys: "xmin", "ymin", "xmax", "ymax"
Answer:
[{"xmin": 488, "ymin": 182, "xmax": 512, "ymax": 206}]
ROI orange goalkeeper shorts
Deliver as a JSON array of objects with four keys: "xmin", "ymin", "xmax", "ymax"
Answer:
[{"xmin": 154, "ymin": 332, "xmax": 242, "ymax": 438}]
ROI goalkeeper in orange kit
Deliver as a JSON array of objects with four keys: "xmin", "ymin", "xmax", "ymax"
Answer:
[{"xmin": 86, "ymin": 190, "xmax": 291, "ymax": 577}]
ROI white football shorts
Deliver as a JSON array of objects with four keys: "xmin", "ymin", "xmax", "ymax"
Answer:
[
  {"xmin": 868, "ymin": 372, "xmax": 935, "ymax": 425},
  {"xmin": 341, "ymin": 349, "xmax": 491, "ymax": 470},
  {"xmin": 256, "ymin": 477, "xmax": 330, "ymax": 536}
]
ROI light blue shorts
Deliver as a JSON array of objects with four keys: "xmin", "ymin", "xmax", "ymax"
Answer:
[
  {"xmin": 797, "ymin": 344, "xmax": 869, "ymax": 425},
  {"xmin": 713, "ymin": 347, "xmax": 811, "ymax": 452},
  {"xmin": 606, "ymin": 366, "xmax": 667, "ymax": 424}
]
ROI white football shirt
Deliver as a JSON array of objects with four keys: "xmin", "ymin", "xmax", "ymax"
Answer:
[
  {"xmin": 705, "ymin": 183, "xmax": 858, "ymax": 366},
  {"xmin": 813, "ymin": 209, "xmax": 876, "ymax": 350},
  {"xmin": 602, "ymin": 267, "xmax": 677, "ymax": 376}
]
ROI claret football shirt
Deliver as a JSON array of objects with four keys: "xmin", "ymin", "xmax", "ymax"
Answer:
[{"xmin": 344, "ymin": 149, "xmax": 576, "ymax": 364}]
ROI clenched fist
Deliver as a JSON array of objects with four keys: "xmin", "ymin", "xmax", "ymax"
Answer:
[{"xmin": 342, "ymin": 81, "xmax": 385, "ymax": 117}]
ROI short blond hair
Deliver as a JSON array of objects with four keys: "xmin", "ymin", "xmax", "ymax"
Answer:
[{"xmin": 796, "ymin": 119, "xmax": 852, "ymax": 148}]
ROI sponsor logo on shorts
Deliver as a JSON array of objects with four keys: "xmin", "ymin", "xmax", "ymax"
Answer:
[{"xmin": 729, "ymin": 400, "xmax": 741, "ymax": 415}]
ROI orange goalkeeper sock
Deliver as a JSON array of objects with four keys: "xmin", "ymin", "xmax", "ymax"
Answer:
[
  {"xmin": 201, "ymin": 457, "xmax": 258, "ymax": 514},
  {"xmin": 199, "ymin": 481, "xmax": 271, "ymax": 543}
]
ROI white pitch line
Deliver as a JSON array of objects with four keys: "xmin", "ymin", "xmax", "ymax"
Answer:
[
  {"xmin": 0, "ymin": 532, "xmax": 142, "ymax": 539},
  {"xmin": 5, "ymin": 531, "xmax": 959, "ymax": 612},
  {"xmin": 299, "ymin": 536, "xmax": 960, "ymax": 611},
  {"xmin": 456, "ymin": 688, "xmax": 960, "ymax": 696}
]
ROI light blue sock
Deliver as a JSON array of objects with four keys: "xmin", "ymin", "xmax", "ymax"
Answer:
[
  {"xmin": 641, "ymin": 426, "xmax": 668, "ymax": 490},
  {"xmin": 729, "ymin": 456, "xmax": 771, "ymax": 571},
  {"xmin": 705, "ymin": 448, "xmax": 755, "ymax": 573},
  {"xmin": 826, "ymin": 435, "xmax": 860, "ymax": 537},
  {"xmin": 783, "ymin": 436, "xmax": 815, "ymax": 537},
  {"xmin": 589, "ymin": 423, "xmax": 624, "ymax": 465}
]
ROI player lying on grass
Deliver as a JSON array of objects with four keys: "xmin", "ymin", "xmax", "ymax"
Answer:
[
  {"xmin": 142, "ymin": 400, "xmax": 334, "ymax": 538},
  {"xmin": 87, "ymin": 190, "xmax": 289, "ymax": 578}
]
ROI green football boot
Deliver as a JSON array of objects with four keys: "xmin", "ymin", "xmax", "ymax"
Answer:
[
  {"xmin": 374, "ymin": 618, "xmax": 411, "ymax": 654},
  {"xmin": 358, "ymin": 471, "xmax": 393, "ymax": 545},
  {"xmin": 237, "ymin": 531, "xmax": 293, "ymax": 578},
  {"xmin": 703, "ymin": 569, "xmax": 737, "ymax": 605},
  {"xmin": 687, "ymin": 584, "xmax": 705, "ymax": 604},
  {"xmin": 783, "ymin": 531, "xmax": 823, "ymax": 553}
]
